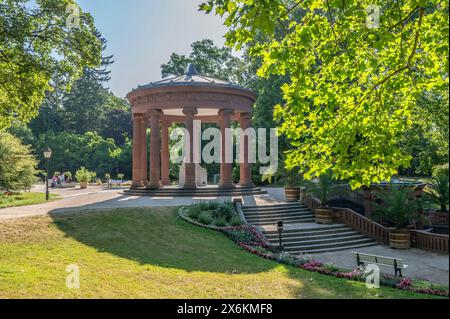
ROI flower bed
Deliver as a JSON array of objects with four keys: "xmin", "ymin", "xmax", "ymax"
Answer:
[
  {"xmin": 179, "ymin": 206, "xmax": 449, "ymax": 297},
  {"xmin": 182, "ymin": 201, "xmax": 242, "ymax": 228}
]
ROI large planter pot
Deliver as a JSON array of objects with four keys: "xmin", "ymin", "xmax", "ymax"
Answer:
[
  {"xmin": 389, "ymin": 229, "xmax": 411, "ymax": 249},
  {"xmin": 314, "ymin": 207, "xmax": 333, "ymax": 224},
  {"xmin": 285, "ymin": 187, "xmax": 301, "ymax": 202},
  {"xmin": 79, "ymin": 182, "xmax": 88, "ymax": 189}
]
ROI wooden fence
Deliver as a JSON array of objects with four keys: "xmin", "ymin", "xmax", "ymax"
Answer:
[
  {"xmin": 332, "ymin": 207, "xmax": 390, "ymax": 245},
  {"xmin": 410, "ymin": 230, "xmax": 449, "ymax": 253}
]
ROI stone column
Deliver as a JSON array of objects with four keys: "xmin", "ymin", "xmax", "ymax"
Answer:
[
  {"xmin": 141, "ymin": 116, "xmax": 149, "ymax": 185},
  {"xmin": 183, "ymin": 107, "xmax": 198, "ymax": 189},
  {"xmin": 160, "ymin": 120, "xmax": 171, "ymax": 186},
  {"xmin": 239, "ymin": 112, "xmax": 254, "ymax": 187},
  {"xmin": 147, "ymin": 109, "xmax": 162, "ymax": 189},
  {"xmin": 132, "ymin": 113, "xmax": 144, "ymax": 188},
  {"xmin": 219, "ymin": 109, "xmax": 235, "ymax": 189}
]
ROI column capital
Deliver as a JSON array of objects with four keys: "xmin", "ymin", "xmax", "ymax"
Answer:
[
  {"xmin": 161, "ymin": 118, "xmax": 171, "ymax": 125},
  {"xmin": 239, "ymin": 112, "xmax": 252, "ymax": 120},
  {"xmin": 149, "ymin": 109, "xmax": 163, "ymax": 117},
  {"xmin": 218, "ymin": 109, "xmax": 235, "ymax": 117},
  {"xmin": 133, "ymin": 113, "xmax": 145, "ymax": 120},
  {"xmin": 182, "ymin": 107, "xmax": 198, "ymax": 116}
]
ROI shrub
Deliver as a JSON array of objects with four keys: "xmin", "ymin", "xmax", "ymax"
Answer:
[
  {"xmin": 379, "ymin": 274, "xmax": 403, "ymax": 288},
  {"xmin": 188, "ymin": 206, "xmax": 202, "ymax": 219},
  {"xmin": 432, "ymin": 163, "xmax": 449, "ymax": 178},
  {"xmin": 214, "ymin": 218, "xmax": 227, "ymax": 227},
  {"xmin": 229, "ymin": 215, "xmax": 242, "ymax": 226},
  {"xmin": 213, "ymin": 203, "xmax": 234, "ymax": 221},
  {"xmin": 323, "ymin": 263, "xmax": 340, "ymax": 273},
  {"xmin": 224, "ymin": 228, "xmax": 255, "ymax": 244},
  {"xmin": 197, "ymin": 212, "xmax": 213, "ymax": 225},
  {"xmin": 424, "ymin": 174, "xmax": 449, "ymax": 212},
  {"xmin": 207, "ymin": 201, "xmax": 220, "ymax": 210},
  {"xmin": 0, "ymin": 132, "xmax": 39, "ymax": 193},
  {"xmin": 75, "ymin": 167, "xmax": 96, "ymax": 183},
  {"xmin": 197, "ymin": 200, "xmax": 209, "ymax": 211},
  {"xmin": 277, "ymin": 251, "xmax": 298, "ymax": 266}
]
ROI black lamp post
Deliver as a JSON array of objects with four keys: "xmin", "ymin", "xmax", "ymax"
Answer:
[
  {"xmin": 43, "ymin": 147, "xmax": 52, "ymax": 201},
  {"xmin": 277, "ymin": 221, "xmax": 284, "ymax": 251}
]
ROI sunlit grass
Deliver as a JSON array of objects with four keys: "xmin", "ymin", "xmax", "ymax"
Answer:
[
  {"xmin": 0, "ymin": 192, "xmax": 60, "ymax": 209},
  {"xmin": 0, "ymin": 207, "xmax": 441, "ymax": 299}
]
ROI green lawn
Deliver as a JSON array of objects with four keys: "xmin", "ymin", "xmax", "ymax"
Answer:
[
  {"xmin": 0, "ymin": 207, "xmax": 441, "ymax": 299},
  {"xmin": 0, "ymin": 192, "xmax": 60, "ymax": 209}
]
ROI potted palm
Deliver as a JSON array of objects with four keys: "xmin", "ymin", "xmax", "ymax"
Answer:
[
  {"xmin": 307, "ymin": 174, "xmax": 338, "ymax": 224},
  {"xmin": 372, "ymin": 187, "xmax": 420, "ymax": 249},
  {"xmin": 424, "ymin": 174, "xmax": 449, "ymax": 213},
  {"xmin": 75, "ymin": 167, "xmax": 95, "ymax": 189}
]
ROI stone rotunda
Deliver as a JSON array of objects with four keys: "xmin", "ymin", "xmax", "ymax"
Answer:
[{"xmin": 124, "ymin": 64, "xmax": 266, "ymax": 197}]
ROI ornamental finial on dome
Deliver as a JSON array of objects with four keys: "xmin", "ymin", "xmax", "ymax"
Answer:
[{"xmin": 186, "ymin": 63, "xmax": 199, "ymax": 76}]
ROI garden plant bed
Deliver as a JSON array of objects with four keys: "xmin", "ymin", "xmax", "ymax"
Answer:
[
  {"xmin": 181, "ymin": 201, "xmax": 242, "ymax": 228},
  {"xmin": 180, "ymin": 207, "xmax": 449, "ymax": 298}
]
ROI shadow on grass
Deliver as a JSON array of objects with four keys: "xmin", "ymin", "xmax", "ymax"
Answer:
[
  {"xmin": 45, "ymin": 200, "xmax": 430, "ymax": 298},
  {"xmin": 48, "ymin": 206, "xmax": 280, "ymax": 275}
]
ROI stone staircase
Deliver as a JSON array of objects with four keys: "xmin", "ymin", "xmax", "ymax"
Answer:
[
  {"xmin": 242, "ymin": 202, "xmax": 315, "ymax": 226},
  {"xmin": 242, "ymin": 202, "xmax": 377, "ymax": 254},
  {"xmin": 123, "ymin": 186, "xmax": 266, "ymax": 197}
]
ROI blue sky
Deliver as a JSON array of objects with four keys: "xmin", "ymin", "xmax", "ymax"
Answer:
[{"xmin": 77, "ymin": 0, "xmax": 228, "ymax": 97}]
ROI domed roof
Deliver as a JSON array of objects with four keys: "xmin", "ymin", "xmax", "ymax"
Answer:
[{"xmin": 133, "ymin": 64, "xmax": 250, "ymax": 92}]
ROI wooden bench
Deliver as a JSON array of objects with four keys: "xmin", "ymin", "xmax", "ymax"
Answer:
[
  {"xmin": 108, "ymin": 179, "xmax": 123, "ymax": 188},
  {"xmin": 352, "ymin": 252, "xmax": 408, "ymax": 277}
]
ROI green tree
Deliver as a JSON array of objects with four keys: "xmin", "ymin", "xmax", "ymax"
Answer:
[
  {"xmin": 0, "ymin": 132, "xmax": 39, "ymax": 192},
  {"xmin": 0, "ymin": 0, "xmax": 102, "ymax": 130},
  {"xmin": 161, "ymin": 39, "xmax": 246, "ymax": 83},
  {"xmin": 34, "ymin": 131, "xmax": 130, "ymax": 179},
  {"xmin": 202, "ymin": 0, "xmax": 449, "ymax": 188}
]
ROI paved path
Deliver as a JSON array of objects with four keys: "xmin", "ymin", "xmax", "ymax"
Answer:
[
  {"xmin": 0, "ymin": 185, "xmax": 281, "ymax": 220},
  {"xmin": 312, "ymin": 245, "xmax": 449, "ymax": 286}
]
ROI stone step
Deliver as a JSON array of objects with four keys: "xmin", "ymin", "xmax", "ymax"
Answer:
[
  {"xmin": 246, "ymin": 215, "xmax": 316, "ymax": 223},
  {"xmin": 248, "ymin": 219, "xmax": 316, "ymax": 226},
  {"xmin": 244, "ymin": 210, "xmax": 313, "ymax": 218},
  {"xmin": 281, "ymin": 238, "xmax": 376, "ymax": 252},
  {"xmin": 264, "ymin": 224, "xmax": 349, "ymax": 235},
  {"xmin": 265, "ymin": 230, "xmax": 361, "ymax": 241},
  {"xmin": 123, "ymin": 188, "xmax": 267, "ymax": 197},
  {"xmin": 264, "ymin": 227, "xmax": 355, "ymax": 239},
  {"xmin": 273, "ymin": 234, "xmax": 369, "ymax": 247},
  {"xmin": 243, "ymin": 207, "xmax": 311, "ymax": 214},
  {"xmin": 288, "ymin": 242, "xmax": 378, "ymax": 254},
  {"xmin": 243, "ymin": 203, "xmax": 308, "ymax": 211},
  {"xmin": 246, "ymin": 215, "xmax": 315, "ymax": 223}
]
